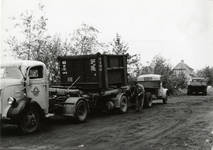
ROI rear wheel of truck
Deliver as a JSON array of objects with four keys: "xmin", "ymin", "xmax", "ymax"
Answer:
[
  {"xmin": 119, "ymin": 95, "xmax": 128, "ymax": 113},
  {"xmin": 144, "ymin": 92, "xmax": 152, "ymax": 108},
  {"xmin": 75, "ymin": 100, "xmax": 88, "ymax": 122},
  {"xmin": 18, "ymin": 107, "xmax": 40, "ymax": 134}
]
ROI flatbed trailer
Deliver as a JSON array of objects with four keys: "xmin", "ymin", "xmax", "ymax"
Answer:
[{"xmin": 54, "ymin": 53, "xmax": 130, "ymax": 113}]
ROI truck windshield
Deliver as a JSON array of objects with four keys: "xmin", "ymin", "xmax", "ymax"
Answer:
[{"xmin": 0, "ymin": 67, "xmax": 22, "ymax": 79}]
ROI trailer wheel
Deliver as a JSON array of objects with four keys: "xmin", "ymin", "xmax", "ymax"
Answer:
[
  {"xmin": 119, "ymin": 95, "xmax": 128, "ymax": 113},
  {"xmin": 18, "ymin": 107, "xmax": 40, "ymax": 134},
  {"xmin": 144, "ymin": 92, "xmax": 152, "ymax": 108},
  {"xmin": 75, "ymin": 100, "xmax": 88, "ymax": 122}
]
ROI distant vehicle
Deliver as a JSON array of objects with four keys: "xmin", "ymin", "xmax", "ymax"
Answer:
[
  {"xmin": 187, "ymin": 77, "xmax": 207, "ymax": 95},
  {"xmin": 137, "ymin": 74, "xmax": 169, "ymax": 106}
]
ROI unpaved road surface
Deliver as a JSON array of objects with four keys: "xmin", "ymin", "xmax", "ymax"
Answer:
[{"xmin": 1, "ymin": 90, "xmax": 213, "ymax": 150}]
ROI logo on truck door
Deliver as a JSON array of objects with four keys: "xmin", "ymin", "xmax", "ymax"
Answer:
[{"xmin": 31, "ymin": 86, "xmax": 40, "ymax": 97}]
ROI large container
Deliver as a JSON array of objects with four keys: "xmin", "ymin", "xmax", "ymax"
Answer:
[{"xmin": 58, "ymin": 53, "xmax": 128, "ymax": 91}]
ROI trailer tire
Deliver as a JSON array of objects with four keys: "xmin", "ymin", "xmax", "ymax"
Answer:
[
  {"xmin": 18, "ymin": 107, "xmax": 40, "ymax": 134},
  {"xmin": 75, "ymin": 100, "xmax": 88, "ymax": 122},
  {"xmin": 119, "ymin": 95, "xmax": 128, "ymax": 113},
  {"xmin": 144, "ymin": 92, "xmax": 152, "ymax": 108}
]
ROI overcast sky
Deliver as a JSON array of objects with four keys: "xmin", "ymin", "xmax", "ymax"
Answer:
[{"xmin": 1, "ymin": 0, "xmax": 213, "ymax": 71}]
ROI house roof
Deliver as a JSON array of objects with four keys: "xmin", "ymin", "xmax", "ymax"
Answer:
[{"xmin": 173, "ymin": 60, "xmax": 195, "ymax": 76}]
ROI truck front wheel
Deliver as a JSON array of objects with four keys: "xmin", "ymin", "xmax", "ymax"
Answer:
[
  {"xmin": 75, "ymin": 100, "xmax": 88, "ymax": 122},
  {"xmin": 119, "ymin": 95, "xmax": 128, "ymax": 113},
  {"xmin": 18, "ymin": 107, "xmax": 40, "ymax": 134}
]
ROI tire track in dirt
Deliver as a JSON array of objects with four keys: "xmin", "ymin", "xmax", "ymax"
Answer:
[
  {"xmin": 2, "ymin": 95, "xmax": 212, "ymax": 150},
  {"xmin": 116, "ymin": 102, "xmax": 194, "ymax": 149},
  {"xmin": 62, "ymin": 106, "xmax": 162, "ymax": 149}
]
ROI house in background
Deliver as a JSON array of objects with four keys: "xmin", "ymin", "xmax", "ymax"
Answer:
[{"xmin": 172, "ymin": 60, "xmax": 196, "ymax": 83}]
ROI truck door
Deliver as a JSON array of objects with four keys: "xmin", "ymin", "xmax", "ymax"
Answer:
[{"xmin": 26, "ymin": 65, "xmax": 49, "ymax": 110}]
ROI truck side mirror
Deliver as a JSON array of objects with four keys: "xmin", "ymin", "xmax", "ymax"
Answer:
[{"xmin": 22, "ymin": 76, "xmax": 30, "ymax": 91}]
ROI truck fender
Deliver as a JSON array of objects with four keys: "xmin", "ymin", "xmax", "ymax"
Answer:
[
  {"xmin": 7, "ymin": 97, "xmax": 31, "ymax": 121},
  {"xmin": 162, "ymin": 89, "xmax": 169, "ymax": 98},
  {"xmin": 64, "ymin": 97, "xmax": 90, "ymax": 116},
  {"xmin": 114, "ymin": 93, "xmax": 128, "ymax": 108}
]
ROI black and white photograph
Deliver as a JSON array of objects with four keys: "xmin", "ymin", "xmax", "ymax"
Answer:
[{"xmin": 1, "ymin": 0, "xmax": 213, "ymax": 149}]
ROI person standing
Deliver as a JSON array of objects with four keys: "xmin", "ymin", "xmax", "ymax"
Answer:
[{"xmin": 131, "ymin": 81, "xmax": 145, "ymax": 112}]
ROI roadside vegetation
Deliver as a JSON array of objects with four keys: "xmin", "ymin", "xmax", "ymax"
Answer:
[{"xmin": 3, "ymin": 3, "xmax": 213, "ymax": 94}]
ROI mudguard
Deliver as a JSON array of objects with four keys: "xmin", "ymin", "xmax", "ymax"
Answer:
[
  {"xmin": 114, "ymin": 93, "xmax": 126, "ymax": 108},
  {"xmin": 63, "ymin": 97, "xmax": 90, "ymax": 116},
  {"xmin": 7, "ymin": 97, "xmax": 31, "ymax": 121},
  {"xmin": 162, "ymin": 89, "xmax": 168, "ymax": 98}
]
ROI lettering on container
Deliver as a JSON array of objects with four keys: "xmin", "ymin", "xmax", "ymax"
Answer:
[
  {"xmin": 90, "ymin": 59, "xmax": 96, "ymax": 71},
  {"xmin": 62, "ymin": 61, "xmax": 67, "ymax": 74}
]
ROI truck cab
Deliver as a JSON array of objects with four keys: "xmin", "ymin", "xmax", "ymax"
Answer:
[
  {"xmin": 137, "ymin": 74, "xmax": 168, "ymax": 104},
  {"xmin": 187, "ymin": 77, "xmax": 207, "ymax": 95},
  {"xmin": 0, "ymin": 61, "xmax": 49, "ymax": 133}
]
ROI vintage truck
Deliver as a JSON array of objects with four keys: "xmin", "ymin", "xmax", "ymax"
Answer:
[
  {"xmin": 0, "ymin": 53, "xmax": 132, "ymax": 134},
  {"xmin": 187, "ymin": 77, "xmax": 207, "ymax": 95},
  {"xmin": 137, "ymin": 74, "xmax": 169, "ymax": 105}
]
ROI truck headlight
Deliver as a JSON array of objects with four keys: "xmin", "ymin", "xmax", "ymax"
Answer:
[{"xmin": 8, "ymin": 97, "xmax": 17, "ymax": 105}]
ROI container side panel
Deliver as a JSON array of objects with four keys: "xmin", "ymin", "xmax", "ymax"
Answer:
[
  {"xmin": 72, "ymin": 59, "xmax": 84, "ymax": 82},
  {"xmin": 107, "ymin": 56, "xmax": 124, "ymax": 68},
  {"xmin": 59, "ymin": 54, "xmax": 127, "ymax": 90},
  {"xmin": 83, "ymin": 58, "xmax": 98, "ymax": 82},
  {"xmin": 102, "ymin": 56, "xmax": 108, "ymax": 89},
  {"xmin": 105, "ymin": 55, "xmax": 127, "ymax": 87},
  {"xmin": 108, "ymin": 69, "xmax": 124, "ymax": 86},
  {"xmin": 60, "ymin": 60, "xmax": 70, "ymax": 83}
]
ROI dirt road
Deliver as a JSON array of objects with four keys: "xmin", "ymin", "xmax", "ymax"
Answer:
[{"xmin": 1, "ymin": 91, "xmax": 213, "ymax": 150}]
